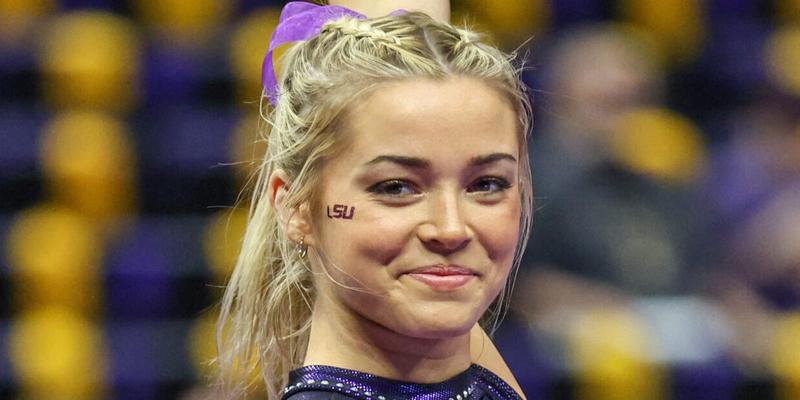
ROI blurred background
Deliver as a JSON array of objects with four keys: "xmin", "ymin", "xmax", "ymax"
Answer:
[{"xmin": 0, "ymin": 0, "xmax": 799, "ymax": 399}]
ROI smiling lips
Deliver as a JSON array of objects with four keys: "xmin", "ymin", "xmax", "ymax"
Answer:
[{"xmin": 404, "ymin": 265, "xmax": 478, "ymax": 291}]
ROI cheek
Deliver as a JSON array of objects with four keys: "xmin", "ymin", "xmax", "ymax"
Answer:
[
  {"xmin": 473, "ymin": 199, "xmax": 521, "ymax": 264},
  {"xmin": 358, "ymin": 213, "xmax": 418, "ymax": 265},
  {"xmin": 317, "ymin": 202, "xmax": 416, "ymax": 267}
]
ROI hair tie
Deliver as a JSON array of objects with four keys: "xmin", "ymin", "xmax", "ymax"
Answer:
[{"xmin": 261, "ymin": 1, "xmax": 406, "ymax": 107}]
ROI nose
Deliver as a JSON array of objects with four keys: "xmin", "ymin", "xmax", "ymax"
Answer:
[{"xmin": 417, "ymin": 190, "xmax": 471, "ymax": 252}]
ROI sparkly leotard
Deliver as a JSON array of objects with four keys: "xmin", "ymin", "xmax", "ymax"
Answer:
[{"xmin": 281, "ymin": 364, "xmax": 523, "ymax": 400}]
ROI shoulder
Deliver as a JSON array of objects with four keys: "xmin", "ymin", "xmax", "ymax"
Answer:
[
  {"xmin": 470, "ymin": 364, "xmax": 525, "ymax": 400},
  {"xmin": 470, "ymin": 327, "xmax": 526, "ymax": 398},
  {"xmin": 284, "ymin": 389, "xmax": 356, "ymax": 400}
]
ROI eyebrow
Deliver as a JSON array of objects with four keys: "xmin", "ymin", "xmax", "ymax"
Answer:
[
  {"xmin": 468, "ymin": 153, "xmax": 517, "ymax": 166},
  {"xmin": 364, "ymin": 155, "xmax": 430, "ymax": 168},
  {"xmin": 363, "ymin": 153, "xmax": 517, "ymax": 168}
]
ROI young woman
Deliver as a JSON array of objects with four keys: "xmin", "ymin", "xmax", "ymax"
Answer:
[{"xmin": 217, "ymin": 2, "xmax": 533, "ymax": 398}]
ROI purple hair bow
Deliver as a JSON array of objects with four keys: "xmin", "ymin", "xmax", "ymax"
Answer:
[{"xmin": 261, "ymin": 1, "xmax": 405, "ymax": 106}]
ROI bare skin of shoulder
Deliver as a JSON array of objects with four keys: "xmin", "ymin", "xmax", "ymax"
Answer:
[{"xmin": 470, "ymin": 325, "xmax": 527, "ymax": 399}]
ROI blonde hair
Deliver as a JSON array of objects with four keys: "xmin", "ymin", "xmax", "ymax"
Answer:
[{"xmin": 217, "ymin": 11, "xmax": 533, "ymax": 399}]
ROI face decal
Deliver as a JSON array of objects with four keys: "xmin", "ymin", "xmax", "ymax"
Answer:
[{"xmin": 327, "ymin": 204, "xmax": 356, "ymax": 219}]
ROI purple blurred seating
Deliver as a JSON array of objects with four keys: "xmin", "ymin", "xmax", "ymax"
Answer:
[
  {"xmin": 0, "ymin": 47, "xmax": 38, "ymax": 103},
  {"xmin": 0, "ymin": 215, "xmax": 13, "ymax": 319},
  {"xmin": 138, "ymin": 106, "xmax": 238, "ymax": 213},
  {"xmin": 104, "ymin": 216, "xmax": 210, "ymax": 320},
  {"xmin": 106, "ymin": 320, "xmax": 195, "ymax": 399},
  {"xmin": 549, "ymin": 0, "xmax": 607, "ymax": 28},
  {"xmin": 672, "ymin": 359, "xmax": 738, "ymax": 400},
  {"xmin": 142, "ymin": 44, "xmax": 205, "ymax": 109},
  {"xmin": 237, "ymin": 0, "xmax": 286, "ymax": 15},
  {"xmin": 0, "ymin": 107, "xmax": 45, "ymax": 178},
  {"xmin": 58, "ymin": 0, "xmax": 119, "ymax": 11},
  {"xmin": 698, "ymin": 18, "xmax": 770, "ymax": 97},
  {"xmin": 145, "ymin": 107, "xmax": 237, "ymax": 172},
  {"xmin": 707, "ymin": 0, "xmax": 761, "ymax": 18},
  {"xmin": 0, "ymin": 322, "xmax": 16, "ymax": 388},
  {"xmin": 0, "ymin": 108, "xmax": 44, "ymax": 210}
]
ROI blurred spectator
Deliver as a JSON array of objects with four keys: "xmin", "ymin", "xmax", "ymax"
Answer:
[
  {"xmin": 520, "ymin": 23, "xmax": 696, "ymax": 299},
  {"xmin": 708, "ymin": 182, "xmax": 800, "ymax": 373},
  {"xmin": 507, "ymin": 24, "xmax": 710, "ymax": 393}
]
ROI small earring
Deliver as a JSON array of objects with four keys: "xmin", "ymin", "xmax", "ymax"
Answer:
[{"xmin": 296, "ymin": 236, "xmax": 308, "ymax": 258}]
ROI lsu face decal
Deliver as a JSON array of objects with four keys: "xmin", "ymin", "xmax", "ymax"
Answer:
[{"xmin": 327, "ymin": 204, "xmax": 355, "ymax": 219}]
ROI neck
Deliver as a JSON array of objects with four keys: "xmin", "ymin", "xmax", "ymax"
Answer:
[{"xmin": 302, "ymin": 295, "xmax": 472, "ymax": 383}]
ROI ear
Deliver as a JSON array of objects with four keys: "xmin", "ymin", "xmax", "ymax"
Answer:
[{"xmin": 268, "ymin": 169, "xmax": 314, "ymax": 246}]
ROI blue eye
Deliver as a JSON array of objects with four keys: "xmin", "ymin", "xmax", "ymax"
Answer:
[
  {"xmin": 468, "ymin": 177, "xmax": 511, "ymax": 193},
  {"xmin": 367, "ymin": 179, "xmax": 419, "ymax": 197}
]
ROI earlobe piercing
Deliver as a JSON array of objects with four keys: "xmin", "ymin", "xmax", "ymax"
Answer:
[{"xmin": 297, "ymin": 236, "xmax": 308, "ymax": 258}]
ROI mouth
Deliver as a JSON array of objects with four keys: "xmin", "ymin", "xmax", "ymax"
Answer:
[{"xmin": 402, "ymin": 265, "xmax": 479, "ymax": 291}]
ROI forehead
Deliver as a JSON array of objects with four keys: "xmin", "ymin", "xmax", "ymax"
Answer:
[{"xmin": 339, "ymin": 77, "xmax": 520, "ymax": 161}]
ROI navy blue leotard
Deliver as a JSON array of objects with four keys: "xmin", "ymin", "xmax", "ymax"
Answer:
[{"xmin": 282, "ymin": 364, "xmax": 523, "ymax": 400}]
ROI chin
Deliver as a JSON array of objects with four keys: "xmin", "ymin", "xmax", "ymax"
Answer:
[{"xmin": 393, "ymin": 310, "xmax": 479, "ymax": 340}]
